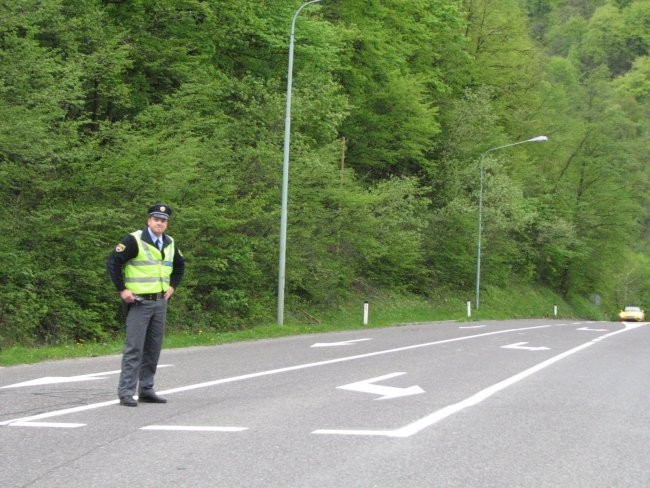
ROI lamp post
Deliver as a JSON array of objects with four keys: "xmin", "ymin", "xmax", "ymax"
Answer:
[
  {"xmin": 278, "ymin": 0, "xmax": 323, "ymax": 325},
  {"xmin": 475, "ymin": 136, "xmax": 548, "ymax": 312}
]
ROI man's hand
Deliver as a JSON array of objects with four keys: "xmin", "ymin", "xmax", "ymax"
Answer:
[
  {"xmin": 120, "ymin": 289, "xmax": 136, "ymax": 303},
  {"xmin": 164, "ymin": 286, "xmax": 175, "ymax": 300}
]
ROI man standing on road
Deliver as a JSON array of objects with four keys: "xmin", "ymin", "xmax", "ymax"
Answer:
[{"xmin": 107, "ymin": 204, "xmax": 185, "ymax": 407}]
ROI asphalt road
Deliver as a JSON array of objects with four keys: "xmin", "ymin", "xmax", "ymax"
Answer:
[{"xmin": 1, "ymin": 318, "xmax": 650, "ymax": 487}]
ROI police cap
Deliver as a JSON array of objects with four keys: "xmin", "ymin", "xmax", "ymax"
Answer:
[{"xmin": 148, "ymin": 203, "xmax": 172, "ymax": 220}]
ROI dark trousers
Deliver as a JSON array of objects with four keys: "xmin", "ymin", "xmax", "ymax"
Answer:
[{"xmin": 117, "ymin": 299, "xmax": 167, "ymax": 398}]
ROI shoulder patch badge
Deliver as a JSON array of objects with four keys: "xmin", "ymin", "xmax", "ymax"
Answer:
[{"xmin": 115, "ymin": 243, "xmax": 126, "ymax": 252}]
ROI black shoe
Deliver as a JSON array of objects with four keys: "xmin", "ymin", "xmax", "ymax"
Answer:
[
  {"xmin": 119, "ymin": 395, "xmax": 138, "ymax": 407},
  {"xmin": 138, "ymin": 391, "xmax": 167, "ymax": 403}
]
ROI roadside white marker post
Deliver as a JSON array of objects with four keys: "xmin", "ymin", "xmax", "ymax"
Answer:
[
  {"xmin": 554, "ymin": 305, "xmax": 558, "ymax": 318},
  {"xmin": 363, "ymin": 301, "xmax": 369, "ymax": 325},
  {"xmin": 467, "ymin": 300, "xmax": 471, "ymax": 319}
]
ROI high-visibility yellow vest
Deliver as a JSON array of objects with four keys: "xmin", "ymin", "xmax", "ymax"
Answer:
[{"xmin": 124, "ymin": 230, "xmax": 175, "ymax": 293}]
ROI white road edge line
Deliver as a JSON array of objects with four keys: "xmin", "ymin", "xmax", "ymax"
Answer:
[
  {"xmin": 313, "ymin": 322, "xmax": 646, "ymax": 438},
  {"xmin": 0, "ymin": 322, "xmax": 584, "ymax": 427}
]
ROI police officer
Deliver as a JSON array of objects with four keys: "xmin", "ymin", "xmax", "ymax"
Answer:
[{"xmin": 107, "ymin": 204, "xmax": 185, "ymax": 406}]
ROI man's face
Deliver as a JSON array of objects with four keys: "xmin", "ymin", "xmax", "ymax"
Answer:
[{"xmin": 148, "ymin": 216, "xmax": 169, "ymax": 236}]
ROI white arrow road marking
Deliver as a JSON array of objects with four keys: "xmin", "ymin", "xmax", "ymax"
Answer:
[
  {"xmin": 1, "ymin": 371, "xmax": 121, "ymax": 388},
  {"xmin": 314, "ymin": 323, "xmax": 646, "ymax": 438},
  {"xmin": 1, "ymin": 365, "xmax": 172, "ymax": 389},
  {"xmin": 141, "ymin": 425, "xmax": 247, "ymax": 432},
  {"xmin": 9, "ymin": 421, "xmax": 86, "ymax": 428},
  {"xmin": 501, "ymin": 342, "xmax": 550, "ymax": 351},
  {"xmin": 338, "ymin": 372, "xmax": 424, "ymax": 400},
  {"xmin": 577, "ymin": 326, "xmax": 609, "ymax": 332},
  {"xmin": 311, "ymin": 338, "xmax": 372, "ymax": 348}
]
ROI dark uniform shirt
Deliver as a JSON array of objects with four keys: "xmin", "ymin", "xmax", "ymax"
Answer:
[{"xmin": 107, "ymin": 227, "xmax": 185, "ymax": 292}]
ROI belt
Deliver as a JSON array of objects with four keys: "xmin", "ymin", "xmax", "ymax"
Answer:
[{"xmin": 135, "ymin": 293, "xmax": 165, "ymax": 301}]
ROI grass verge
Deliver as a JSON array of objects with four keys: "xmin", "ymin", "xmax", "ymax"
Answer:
[{"xmin": 0, "ymin": 285, "xmax": 604, "ymax": 367}]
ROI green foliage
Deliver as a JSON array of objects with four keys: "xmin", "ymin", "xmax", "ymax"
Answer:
[
  {"xmin": 576, "ymin": 1, "xmax": 650, "ymax": 75},
  {"xmin": 326, "ymin": 0, "xmax": 463, "ymax": 178},
  {"xmin": 0, "ymin": 0, "xmax": 649, "ymax": 347}
]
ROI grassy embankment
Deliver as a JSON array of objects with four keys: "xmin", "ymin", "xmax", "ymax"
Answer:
[{"xmin": 0, "ymin": 284, "xmax": 607, "ymax": 366}]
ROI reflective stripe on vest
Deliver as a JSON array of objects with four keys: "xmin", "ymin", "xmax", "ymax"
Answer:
[{"xmin": 124, "ymin": 230, "xmax": 174, "ymax": 293}]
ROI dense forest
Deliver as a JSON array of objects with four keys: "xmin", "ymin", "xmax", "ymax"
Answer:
[{"xmin": 1, "ymin": 0, "xmax": 649, "ymax": 346}]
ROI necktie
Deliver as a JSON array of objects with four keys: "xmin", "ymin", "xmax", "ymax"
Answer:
[{"xmin": 156, "ymin": 239, "xmax": 162, "ymax": 251}]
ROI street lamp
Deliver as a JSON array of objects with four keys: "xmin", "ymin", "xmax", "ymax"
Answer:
[
  {"xmin": 475, "ymin": 135, "xmax": 548, "ymax": 312},
  {"xmin": 278, "ymin": 0, "xmax": 323, "ymax": 325}
]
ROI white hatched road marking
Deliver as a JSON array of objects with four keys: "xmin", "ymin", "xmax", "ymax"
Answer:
[
  {"xmin": 311, "ymin": 338, "xmax": 372, "ymax": 347},
  {"xmin": 501, "ymin": 342, "xmax": 550, "ymax": 351},
  {"xmin": 142, "ymin": 425, "xmax": 247, "ymax": 432}
]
